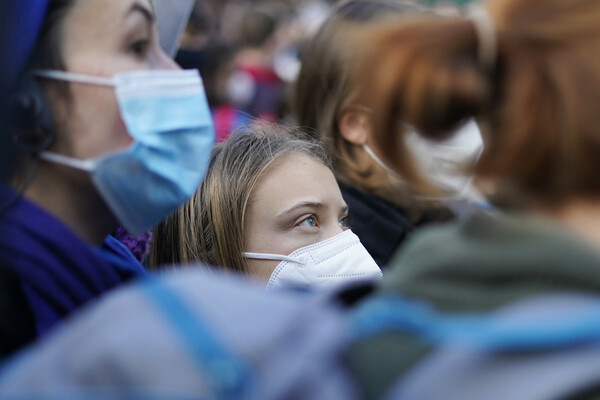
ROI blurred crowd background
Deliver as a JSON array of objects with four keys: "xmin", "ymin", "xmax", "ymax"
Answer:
[{"xmin": 179, "ymin": 0, "xmax": 472, "ymax": 141}]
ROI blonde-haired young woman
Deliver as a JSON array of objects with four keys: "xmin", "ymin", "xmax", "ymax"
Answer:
[{"xmin": 153, "ymin": 123, "xmax": 382, "ymax": 289}]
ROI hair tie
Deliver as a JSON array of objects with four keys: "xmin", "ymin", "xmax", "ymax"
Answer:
[{"xmin": 468, "ymin": 5, "xmax": 497, "ymax": 70}]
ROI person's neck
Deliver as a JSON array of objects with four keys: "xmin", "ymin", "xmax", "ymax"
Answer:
[
  {"xmin": 23, "ymin": 163, "xmax": 117, "ymax": 246},
  {"xmin": 546, "ymin": 199, "xmax": 600, "ymax": 250}
]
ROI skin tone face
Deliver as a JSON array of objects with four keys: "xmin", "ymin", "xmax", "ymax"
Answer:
[
  {"xmin": 26, "ymin": 0, "xmax": 179, "ymax": 244},
  {"xmin": 54, "ymin": 0, "xmax": 178, "ymax": 159},
  {"xmin": 243, "ymin": 153, "xmax": 350, "ymax": 282}
]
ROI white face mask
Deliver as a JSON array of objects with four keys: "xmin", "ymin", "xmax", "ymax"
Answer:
[
  {"xmin": 244, "ymin": 230, "xmax": 382, "ymax": 290},
  {"xmin": 364, "ymin": 119, "xmax": 484, "ymax": 200}
]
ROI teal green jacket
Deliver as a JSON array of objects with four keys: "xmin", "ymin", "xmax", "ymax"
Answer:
[{"xmin": 348, "ymin": 210, "xmax": 600, "ymax": 399}]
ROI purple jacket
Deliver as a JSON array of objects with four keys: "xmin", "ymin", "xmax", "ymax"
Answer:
[{"xmin": 0, "ymin": 185, "xmax": 147, "ymax": 337}]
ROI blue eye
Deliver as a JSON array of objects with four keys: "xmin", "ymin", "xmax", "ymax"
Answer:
[
  {"xmin": 340, "ymin": 215, "xmax": 350, "ymax": 228},
  {"xmin": 299, "ymin": 216, "xmax": 317, "ymax": 227}
]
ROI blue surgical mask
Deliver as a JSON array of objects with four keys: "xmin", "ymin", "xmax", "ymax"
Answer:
[{"xmin": 34, "ymin": 69, "xmax": 215, "ymax": 235}]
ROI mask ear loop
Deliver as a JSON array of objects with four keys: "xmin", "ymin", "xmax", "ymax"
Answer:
[
  {"xmin": 362, "ymin": 144, "xmax": 404, "ymax": 180},
  {"xmin": 243, "ymin": 252, "xmax": 303, "ymax": 264},
  {"xmin": 33, "ymin": 70, "xmax": 115, "ymax": 87},
  {"xmin": 38, "ymin": 152, "xmax": 96, "ymax": 172}
]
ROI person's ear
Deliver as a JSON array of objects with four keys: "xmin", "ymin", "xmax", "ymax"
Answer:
[{"xmin": 337, "ymin": 106, "xmax": 370, "ymax": 145}]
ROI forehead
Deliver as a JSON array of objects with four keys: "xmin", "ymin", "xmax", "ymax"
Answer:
[
  {"xmin": 65, "ymin": 0, "xmax": 154, "ymax": 30},
  {"xmin": 250, "ymin": 152, "xmax": 341, "ymax": 207},
  {"xmin": 261, "ymin": 152, "xmax": 328, "ymax": 183}
]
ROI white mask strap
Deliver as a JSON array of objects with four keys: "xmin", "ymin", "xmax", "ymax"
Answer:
[
  {"xmin": 363, "ymin": 144, "xmax": 402, "ymax": 179},
  {"xmin": 243, "ymin": 252, "xmax": 302, "ymax": 264},
  {"xmin": 33, "ymin": 70, "xmax": 115, "ymax": 87},
  {"xmin": 39, "ymin": 151, "xmax": 96, "ymax": 172}
]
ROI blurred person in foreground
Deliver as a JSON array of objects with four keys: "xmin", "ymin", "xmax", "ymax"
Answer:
[
  {"xmin": 292, "ymin": 0, "xmax": 485, "ymax": 268},
  {"xmin": 0, "ymin": 1, "xmax": 28, "ymax": 358},
  {"xmin": 0, "ymin": 0, "xmax": 214, "ymax": 356},
  {"xmin": 344, "ymin": 0, "xmax": 600, "ymax": 397}
]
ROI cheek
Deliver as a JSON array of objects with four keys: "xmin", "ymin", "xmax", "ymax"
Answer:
[
  {"xmin": 65, "ymin": 85, "xmax": 132, "ymax": 158},
  {"xmin": 247, "ymin": 259, "xmax": 280, "ymax": 282},
  {"xmin": 243, "ymin": 202, "xmax": 321, "ymax": 256},
  {"xmin": 243, "ymin": 215, "xmax": 306, "ymax": 256},
  {"xmin": 108, "ymin": 108, "xmax": 132, "ymax": 147}
]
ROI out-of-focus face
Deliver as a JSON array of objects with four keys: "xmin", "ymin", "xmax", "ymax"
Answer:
[
  {"xmin": 336, "ymin": 104, "xmax": 398, "ymax": 191},
  {"xmin": 243, "ymin": 153, "xmax": 350, "ymax": 282},
  {"xmin": 49, "ymin": 0, "xmax": 178, "ymax": 160}
]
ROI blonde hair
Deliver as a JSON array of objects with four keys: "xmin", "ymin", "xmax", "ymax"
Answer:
[
  {"xmin": 355, "ymin": 0, "xmax": 600, "ymax": 207},
  {"xmin": 152, "ymin": 123, "xmax": 330, "ymax": 273}
]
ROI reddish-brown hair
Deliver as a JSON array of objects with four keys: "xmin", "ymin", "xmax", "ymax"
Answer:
[{"xmin": 356, "ymin": 0, "xmax": 600, "ymax": 207}]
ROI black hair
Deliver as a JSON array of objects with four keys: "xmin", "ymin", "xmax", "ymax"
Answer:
[
  {"xmin": 9, "ymin": 0, "xmax": 76, "ymax": 154},
  {"xmin": 2, "ymin": 0, "xmax": 76, "ymax": 208}
]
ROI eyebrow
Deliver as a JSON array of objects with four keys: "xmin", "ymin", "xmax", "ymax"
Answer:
[
  {"xmin": 276, "ymin": 202, "xmax": 349, "ymax": 219},
  {"xmin": 277, "ymin": 202, "xmax": 324, "ymax": 219},
  {"xmin": 125, "ymin": 2, "xmax": 155, "ymax": 24}
]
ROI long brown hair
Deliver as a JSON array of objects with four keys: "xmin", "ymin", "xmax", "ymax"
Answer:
[
  {"xmin": 292, "ymin": 0, "xmax": 428, "ymax": 204},
  {"xmin": 355, "ymin": 0, "xmax": 600, "ymax": 208},
  {"xmin": 152, "ymin": 123, "xmax": 330, "ymax": 273}
]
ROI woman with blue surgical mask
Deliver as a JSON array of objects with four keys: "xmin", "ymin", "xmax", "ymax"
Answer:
[
  {"xmin": 0, "ymin": 0, "xmax": 214, "ymax": 356},
  {"xmin": 152, "ymin": 123, "xmax": 382, "ymax": 290}
]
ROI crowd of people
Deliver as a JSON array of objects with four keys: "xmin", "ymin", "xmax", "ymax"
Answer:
[{"xmin": 2, "ymin": 0, "xmax": 600, "ymax": 398}]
